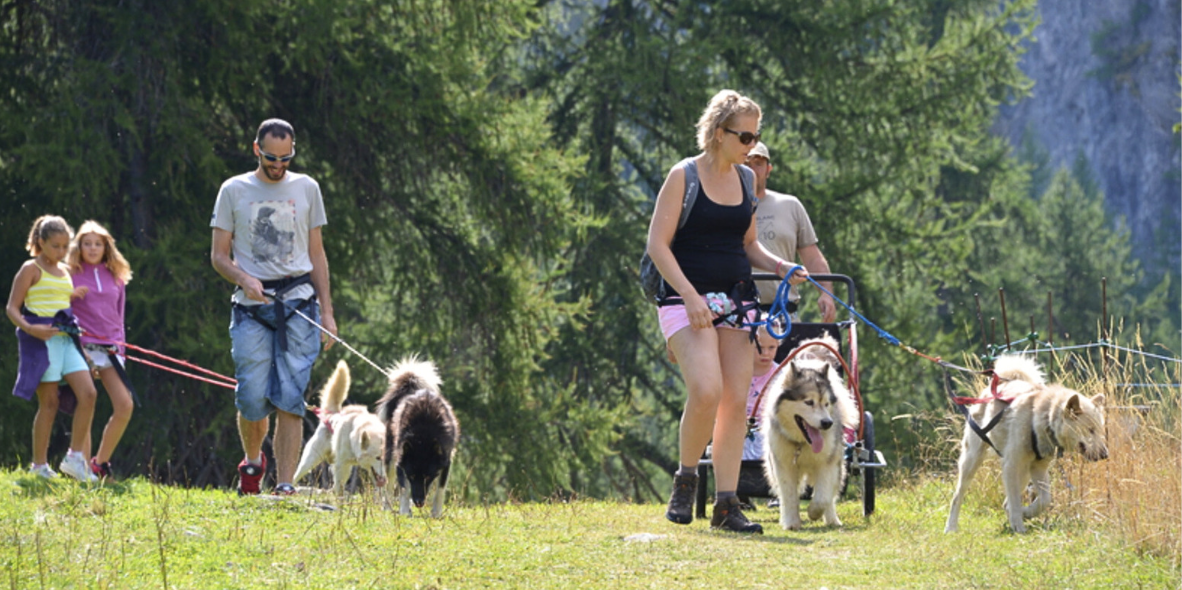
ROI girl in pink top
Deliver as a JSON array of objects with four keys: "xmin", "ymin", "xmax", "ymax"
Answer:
[{"xmin": 68, "ymin": 221, "xmax": 135, "ymax": 479}]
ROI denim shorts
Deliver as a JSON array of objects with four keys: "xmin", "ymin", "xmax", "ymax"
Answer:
[
  {"xmin": 42, "ymin": 333, "xmax": 90, "ymax": 382},
  {"xmin": 229, "ymin": 300, "xmax": 321, "ymax": 421}
]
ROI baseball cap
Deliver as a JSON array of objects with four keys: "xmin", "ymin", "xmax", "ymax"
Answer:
[{"xmin": 747, "ymin": 141, "xmax": 770, "ymax": 160}]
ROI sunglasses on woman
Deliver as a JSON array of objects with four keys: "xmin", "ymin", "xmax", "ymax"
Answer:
[
  {"xmin": 259, "ymin": 147, "xmax": 296, "ymax": 163},
  {"xmin": 723, "ymin": 128, "xmax": 761, "ymax": 146}
]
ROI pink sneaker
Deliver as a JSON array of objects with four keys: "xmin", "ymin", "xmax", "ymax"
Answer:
[{"xmin": 90, "ymin": 458, "xmax": 113, "ymax": 480}]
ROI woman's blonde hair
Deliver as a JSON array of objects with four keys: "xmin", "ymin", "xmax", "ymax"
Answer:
[
  {"xmin": 26, "ymin": 215, "xmax": 74, "ymax": 256},
  {"xmin": 695, "ymin": 90, "xmax": 762, "ymax": 152},
  {"xmin": 67, "ymin": 220, "xmax": 133, "ymax": 284}
]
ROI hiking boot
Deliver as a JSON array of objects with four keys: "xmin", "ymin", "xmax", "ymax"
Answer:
[
  {"xmin": 29, "ymin": 463, "xmax": 58, "ymax": 479},
  {"xmin": 711, "ymin": 496, "xmax": 763, "ymax": 534},
  {"xmin": 90, "ymin": 458, "xmax": 113, "ymax": 480},
  {"xmin": 237, "ymin": 456, "xmax": 267, "ymax": 496},
  {"xmin": 274, "ymin": 483, "xmax": 296, "ymax": 496},
  {"xmin": 665, "ymin": 472, "xmax": 698, "ymax": 525},
  {"xmin": 60, "ymin": 451, "xmax": 98, "ymax": 483}
]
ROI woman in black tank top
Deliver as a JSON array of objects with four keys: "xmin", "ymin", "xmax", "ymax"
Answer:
[{"xmin": 645, "ymin": 90, "xmax": 808, "ymax": 534}]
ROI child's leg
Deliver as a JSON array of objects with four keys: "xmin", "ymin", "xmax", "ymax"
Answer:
[
  {"xmin": 32, "ymin": 383, "xmax": 61, "ymax": 465},
  {"xmin": 93, "ymin": 366, "xmax": 133, "ymax": 464},
  {"xmin": 61, "ymin": 370, "xmax": 97, "ymax": 454}
]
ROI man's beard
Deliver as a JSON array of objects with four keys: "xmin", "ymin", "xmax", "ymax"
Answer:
[{"xmin": 262, "ymin": 163, "xmax": 287, "ymax": 181}]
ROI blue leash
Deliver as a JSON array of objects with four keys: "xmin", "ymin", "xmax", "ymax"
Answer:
[{"xmin": 764, "ymin": 266, "xmax": 901, "ymax": 347}]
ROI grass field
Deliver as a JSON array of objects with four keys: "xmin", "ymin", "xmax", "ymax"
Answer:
[
  {"xmin": 2, "ymin": 469, "xmax": 1177, "ymax": 590},
  {"xmin": 5, "ymin": 348, "xmax": 1179, "ymax": 589}
]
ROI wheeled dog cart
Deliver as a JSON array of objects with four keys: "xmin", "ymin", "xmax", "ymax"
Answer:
[{"xmin": 694, "ymin": 274, "xmax": 886, "ymax": 519}]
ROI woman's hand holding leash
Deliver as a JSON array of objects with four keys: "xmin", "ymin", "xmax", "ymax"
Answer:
[
  {"xmin": 685, "ymin": 294, "xmax": 713, "ymax": 330},
  {"xmin": 782, "ymin": 263, "xmax": 809, "ymax": 285}
]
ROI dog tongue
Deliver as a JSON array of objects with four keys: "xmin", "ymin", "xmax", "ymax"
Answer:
[{"xmin": 806, "ymin": 424, "xmax": 824, "ymax": 453}]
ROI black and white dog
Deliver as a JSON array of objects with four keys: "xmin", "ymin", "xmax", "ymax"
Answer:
[{"xmin": 376, "ymin": 356, "xmax": 460, "ymax": 517}]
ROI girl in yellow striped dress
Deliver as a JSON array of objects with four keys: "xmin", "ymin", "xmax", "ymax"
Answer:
[{"xmin": 5, "ymin": 215, "xmax": 98, "ymax": 482}]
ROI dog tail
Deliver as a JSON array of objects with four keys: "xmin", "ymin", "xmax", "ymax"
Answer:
[
  {"xmin": 320, "ymin": 360, "xmax": 352, "ymax": 414},
  {"xmin": 992, "ymin": 354, "xmax": 1045, "ymax": 385},
  {"xmin": 378, "ymin": 355, "xmax": 443, "ymax": 423}
]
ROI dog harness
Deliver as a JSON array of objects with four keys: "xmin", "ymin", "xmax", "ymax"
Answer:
[
  {"xmin": 1030, "ymin": 426, "xmax": 1063, "ymax": 461},
  {"xmin": 945, "ymin": 370, "xmax": 1016, "ymax": 457},
  {"xmin": 946, "ymin": 369, "xmax": 1068, "ymax": 460},
  {"xmin": 309, "ymin": 406, "xmax": 337, "ymax": 434},
  {"xmin": 233, "ymin": 274, "xmax": 314, "ymax": 352}
]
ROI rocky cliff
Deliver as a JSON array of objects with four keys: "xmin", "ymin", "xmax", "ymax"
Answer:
[{"xmin": 994, "ymin": 0, "xmax": 1180, "ymax": 280}]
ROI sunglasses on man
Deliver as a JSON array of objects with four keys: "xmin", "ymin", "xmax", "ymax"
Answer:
[
  {"xmin": 723, "ymin": 128, "xmax": 761, "ymax": 146},
  {"xmin": 259, "ymin": 146, "xmax": 296, "ymax": 163}
]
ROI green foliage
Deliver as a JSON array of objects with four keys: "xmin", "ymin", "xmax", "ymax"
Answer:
[
  {"xmin": 516, "ymin": 0, "xmax": 1047, "ymax": 498},
  {"xmin": 0, "ymin": 0, "xmax": 603, "ymax": 499},
  {"xmin": 0, "ymin": 0, "xmax": 1171, "ymax": 506},
  {"xmin": 0, "ymin": 472, "xmax": 1176, "ymax": 588}
]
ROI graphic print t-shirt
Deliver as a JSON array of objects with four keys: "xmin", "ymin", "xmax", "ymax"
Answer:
[
  {"xmin": 753, "ymin": 190, "xmax": 819, "ymax": 303},
  {"xmin": 210, "ymin": 171, "xmax": 327, "ymax": 304}
]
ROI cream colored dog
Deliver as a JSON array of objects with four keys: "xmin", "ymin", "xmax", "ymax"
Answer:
[
  {"xmin": 762, "ymin": 357, "xmax": 859, "ymax": 529},
  {"xmin": 294, "ymin": 360, "xmax": 388, "ymax": 495},
  {"xmin": 945, "ymin": 354, "xmax": 1108, "ymax": 533}
]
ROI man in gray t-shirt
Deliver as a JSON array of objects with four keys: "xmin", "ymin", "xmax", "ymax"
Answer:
[
  {"xmin": 747, "ymin": 142, "xmax": 836, "ymax": 323},
  {"xmin": 211, "ymin": 118, "xmax": 337, "ymax": 496}
]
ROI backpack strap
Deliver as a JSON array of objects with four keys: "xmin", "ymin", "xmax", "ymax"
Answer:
[
  {"xmin": 676, "ymin": 158, "xmax": 700, "ymax": 230},
  {"xmin": 736, "ymin": 163, "xmax": 757, "ymax": 211},
  {"xmin": 676, "ymin": 159, "xmax": 756, "ymax": 226}
]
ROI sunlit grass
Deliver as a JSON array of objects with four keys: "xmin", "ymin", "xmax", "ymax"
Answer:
[
  {"xmin": 1, "ymin": 468, "xmax": 1177, "ymax": 589},
  {"xmin": 2, "ymin": 339, "xmax": 1177, "ymax": 588}
]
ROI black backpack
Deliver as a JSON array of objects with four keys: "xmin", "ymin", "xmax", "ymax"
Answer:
[{"xmin": 639, "ymin": 159, "xmax": 756, "ymax": 304}]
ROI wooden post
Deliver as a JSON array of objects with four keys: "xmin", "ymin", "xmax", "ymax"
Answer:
[
  {"xmin": 1101, "ymin": 277, "xmax": 1109, "ymax": 383},
  {"xmin": 1047, "ymin": 291, "xmax": 1057, "ymax": 373},
  {"xmin": 1046, "ymin": 291, "xmax": 1054, "ymax": 347},
  {"xmin": 999, "ymin": 288, "xmax": 1012, "ymax": 352},
  {"xmin": 974, "ymin": 293, "xmax": 987, "ymax": 354}
]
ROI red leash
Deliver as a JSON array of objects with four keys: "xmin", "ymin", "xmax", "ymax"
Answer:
[
  {"xmin": 80, "ymin": 329, "xmax": 237, "ymax": 390},
  {"xmin": 950, "ymin": 373, "xmax": 1015, "ymax": 405}
]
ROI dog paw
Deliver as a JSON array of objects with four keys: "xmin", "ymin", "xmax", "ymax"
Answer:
[{"xmin": 781, "ymin": 519, "xmax": 803, "ymax": 531}]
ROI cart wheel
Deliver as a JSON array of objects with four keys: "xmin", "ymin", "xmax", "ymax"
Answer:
[{"xmin": 861, "ymin": 410, "xmax": 876, "ymax": 516}]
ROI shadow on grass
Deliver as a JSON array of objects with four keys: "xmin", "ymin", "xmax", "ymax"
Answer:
[{"xmin": 14, "ymin": 475, "xmax": 134, "ymax": 498}]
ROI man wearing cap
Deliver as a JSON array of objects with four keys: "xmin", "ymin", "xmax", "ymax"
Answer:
[{"xmin": 746, "ymin": 142, "xmax": 836, "ymax": 323}]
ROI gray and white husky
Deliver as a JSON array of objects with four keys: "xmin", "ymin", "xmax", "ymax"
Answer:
[{"xmin": 762, "ymin": 357, "xmax": 859, "ymax": 529}]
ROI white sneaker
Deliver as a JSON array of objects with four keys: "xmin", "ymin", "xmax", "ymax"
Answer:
[
  {"xmin": 59, "ymin": 451, "xmax": 98, "ymax": 483},
  {"xmin": 29, "ymin": 463, "xmax": 58, "ymax": 479}
]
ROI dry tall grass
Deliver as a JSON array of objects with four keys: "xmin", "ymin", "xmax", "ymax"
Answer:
[{"xmin": 889, "ymin": 339, "xmax": 1180, "ymax": 564}]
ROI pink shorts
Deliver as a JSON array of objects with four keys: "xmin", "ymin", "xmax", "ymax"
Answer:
[{"xmin": 658, "ymin": 296, "xmax": 759, "ymax": 340}]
